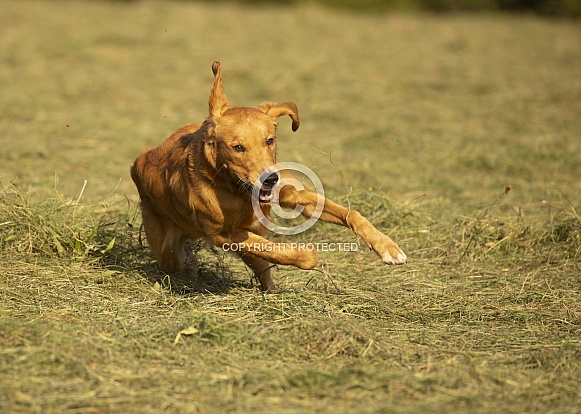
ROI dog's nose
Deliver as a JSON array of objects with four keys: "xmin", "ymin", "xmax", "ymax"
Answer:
[{"xmin": 262, "ymin": 173, "xmax": 279, "ymax": 188}]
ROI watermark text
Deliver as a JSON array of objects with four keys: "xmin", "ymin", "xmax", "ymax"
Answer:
[{"xmin": 222, "ymin": 242, "xmax": 359, "ymax": 253}]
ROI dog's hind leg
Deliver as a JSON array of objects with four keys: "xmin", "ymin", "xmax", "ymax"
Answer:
[
  {"xmin": 237, "ymin": 252, "xmax": 275, "ymax": 292},
  {"xmin": 140, "ymin": 199, "xmax": 198, "ymax": 279}
]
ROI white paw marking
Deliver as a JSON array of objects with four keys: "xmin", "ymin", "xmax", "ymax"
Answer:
[{"xmin": 381, "ymin": 249, "xmax": 407, "ymax": 265}]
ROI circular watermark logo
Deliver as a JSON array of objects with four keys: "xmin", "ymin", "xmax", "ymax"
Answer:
[{"xmin": 251, "ymin": 162, "xmax": 325, "ymax": 235}]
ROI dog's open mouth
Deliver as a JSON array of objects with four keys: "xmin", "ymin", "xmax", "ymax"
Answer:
[
  {"xmin": 255, "ymin": 172, "xmax": 279, "ymax": 204},
  {"xmin": 258, "ymin": 187, "xmax": 275, "ymax": 203}
]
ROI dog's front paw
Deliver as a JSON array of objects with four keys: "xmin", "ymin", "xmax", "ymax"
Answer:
[
  {"xmin": 295, "ymin": 250, "xmax": 319, "ymax": 270},
  {"xmin": 380, "ymin": 244, "xmax": 407, "ymax": 265}
]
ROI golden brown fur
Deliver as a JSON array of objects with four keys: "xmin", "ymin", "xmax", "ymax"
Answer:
[{"xmin": 131, "ymin": 62, "xmax": 406, "ymax": 292}]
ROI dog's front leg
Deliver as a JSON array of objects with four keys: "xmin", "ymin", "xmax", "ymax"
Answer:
[
  {"xmin": 221, "ymin": 232, "xmax": 318, "ymax": 292},
  {"xmin": 207, "ymin": 230, "xmax": 319, "ymax": 291},
  {"xmin": 279, "ymin": 187, "xmax": 407, "ymax": 265},
  {"xmin": 236, "ymin": 253, "xmax": 275, "ymax": 292}
]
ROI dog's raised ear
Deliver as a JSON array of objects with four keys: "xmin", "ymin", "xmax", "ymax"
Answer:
[
  {"xmin": 201, "ymin": 118, "xmax": 216, "ymax": 141},
  {"xmin": 208, "ymin": 61, "xmax": 229, "ymax": 118},
  {"xmin": 258, "ymin": 101, "xmax": 300, "ymax": 132},
  {"xmin": 200, "ymin": 119, "xmax": 217, "ymax": 170}
]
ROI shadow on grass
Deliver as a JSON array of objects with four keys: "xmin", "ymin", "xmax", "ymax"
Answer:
[
  {"xmin": 0, "ymin": 182, "xmax": 261, "ymax": 295},
  {"xmin": 95, "ymin": 220, "xmax": 254, "ymax": 295}
]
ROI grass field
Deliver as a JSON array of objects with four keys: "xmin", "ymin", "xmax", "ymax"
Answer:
[{"xmin": 1, "ymin": 1, "xmax": 580, "ymax": 413}]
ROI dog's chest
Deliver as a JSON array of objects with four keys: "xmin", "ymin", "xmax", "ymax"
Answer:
[{"xmin": 247, "ymin": 218, "xmax": 262, "ymax": 234}]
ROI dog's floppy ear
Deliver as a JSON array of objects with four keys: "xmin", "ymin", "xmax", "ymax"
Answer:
[
  {"xmin": 258, "ymin": 101, "xmax": 300, "ymax": 132},
  {"xmin": 208, "ymin": 61, "xmax": 229, "ymax": 118}
]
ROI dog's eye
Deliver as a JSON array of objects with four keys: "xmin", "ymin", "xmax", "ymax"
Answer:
[
  {"xmin": 232, "ymin": 145, "xmax": 245, "ymax": 153},
  {"xmin": 266, "ymin": 137, "xmax": 275, "ymax": 146}
]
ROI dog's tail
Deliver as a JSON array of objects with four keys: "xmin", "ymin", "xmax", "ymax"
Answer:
[{"xmin": 209, "ymin": 61, "xmax": 229, "ymax": 117}]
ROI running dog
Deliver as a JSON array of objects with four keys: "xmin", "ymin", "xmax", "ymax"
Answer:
[{"xmin": 131, "ymin": 62, "xmax": 406, "ymax": 291}]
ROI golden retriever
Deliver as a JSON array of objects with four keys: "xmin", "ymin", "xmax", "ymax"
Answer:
[{"xmin": 131, "ymin": 62, "xmax": 406, "ymax": 292}]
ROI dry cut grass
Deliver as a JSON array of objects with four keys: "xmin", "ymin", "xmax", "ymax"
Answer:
[
  {"xmin": 1, "ymin": 1, "xmax": 580, "ymax": 413},
  {"xmin": 1, "ymin": 181, "xmax": 580, "ymax": 413}
]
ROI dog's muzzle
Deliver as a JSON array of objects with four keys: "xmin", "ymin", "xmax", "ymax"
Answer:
[{"xmin": 257, "ymin": 172, "xmax": 279, "ymax": 203}]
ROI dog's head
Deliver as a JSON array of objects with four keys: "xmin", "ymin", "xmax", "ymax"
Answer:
[{"xmin": 201, "ymin": 62, "xmax": 300, "ymax": 203}]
